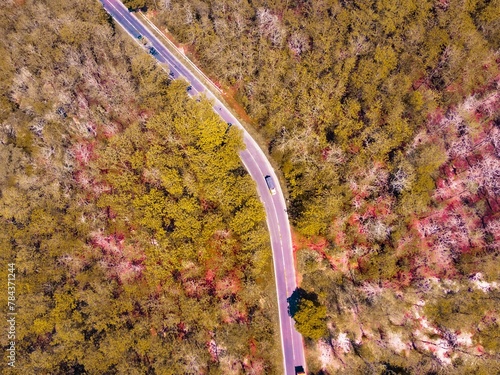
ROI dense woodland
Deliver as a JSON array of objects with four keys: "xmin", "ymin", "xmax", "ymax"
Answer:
[
  {"xmin": 127, "ymin": 0, "xmax": 500, "ymax": 373},
  {"xmin": 0, "ymin": 1, "xmax": 282, "ymax": 373}
]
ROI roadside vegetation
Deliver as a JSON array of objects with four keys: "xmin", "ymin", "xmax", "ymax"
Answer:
[
  {"xmin": 134, "ymin": 0, "xmax": 500, "ymax": 373},
  {"xmin": 0, "ymin": 1, "xmax": 281, "ymax": 373}
]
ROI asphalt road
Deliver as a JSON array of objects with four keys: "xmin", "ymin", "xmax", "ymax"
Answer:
[{"xmin": 100, "ymin": 1, "xmax": 306, "ymax": 373}]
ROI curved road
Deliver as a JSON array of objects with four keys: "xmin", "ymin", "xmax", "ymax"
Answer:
[{"xmin": 100, "ymin": 1, "xmax": 306, "ymax": 373}]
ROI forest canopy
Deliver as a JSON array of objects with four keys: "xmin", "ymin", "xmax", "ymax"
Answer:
[{"xmin": 1, "ymin": 0, "xmax": 499, "ymax": 373}]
